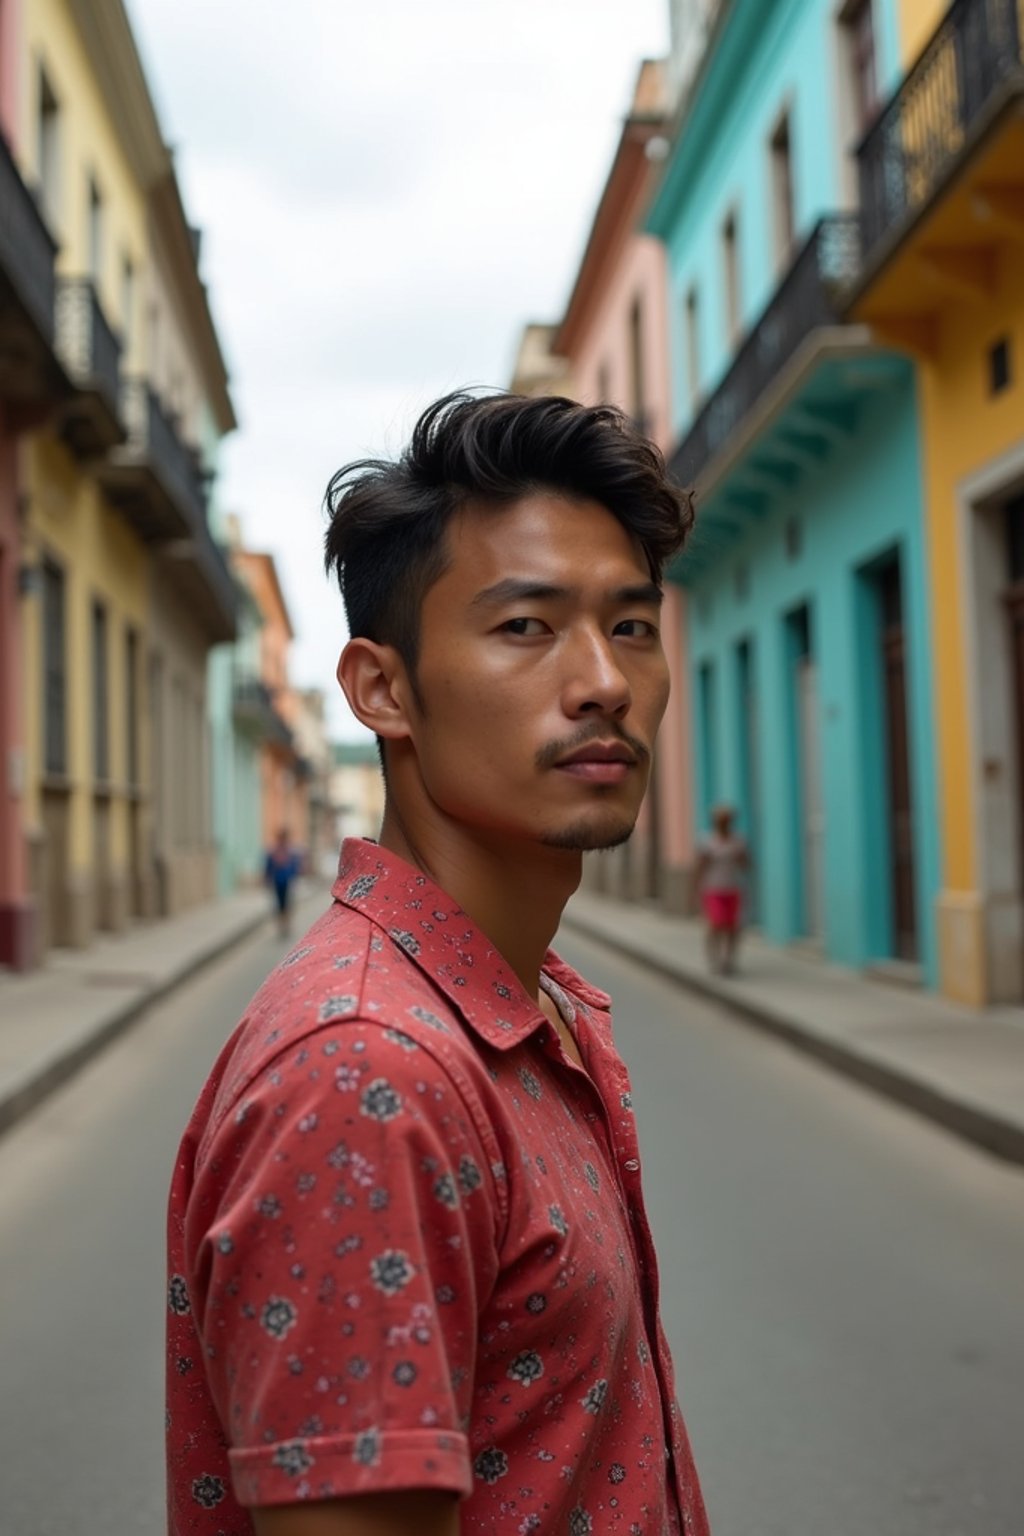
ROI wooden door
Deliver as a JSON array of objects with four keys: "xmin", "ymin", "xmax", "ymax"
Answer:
[
  {"xmin": 796, "ymin": 656, "xmax": 824, "ymax": 939},
  {"xmin": 880, "ymin": 563, "xmax": 918, "ymax": 960}
]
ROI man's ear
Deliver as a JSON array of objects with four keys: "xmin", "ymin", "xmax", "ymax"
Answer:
[{"xmin": 337, "ymin": 638, "xmax": 415, "ymax": 742}]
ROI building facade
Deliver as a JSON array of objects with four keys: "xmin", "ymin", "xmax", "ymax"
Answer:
[
  {"xmin": 649, "ymin": 0, "xmax": 943, "ymax": 985},
  {"xmin": 233, "ymin": 548, "xmax": 309, "ymax": 859},
  {"xmin": 11, "ymin": 0, "xmax": 236, "ymax": 958},
  {"xmin": 208, "ymin": 514, "xmax": 265, "ymax": 896},
  {"xmin": 331, "ymin": 739, "xmax": 385, "ymax": 845},
  {"xmin": 0, "ymin": 0, "xmax": 71, "ymax": 966},
  {"xmin": 847, "ymin": 0, "xmax": 1024, "ymax": 1003}
]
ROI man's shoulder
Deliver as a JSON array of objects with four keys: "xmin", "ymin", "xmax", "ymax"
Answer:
[{"xmin": 209, "ymin": 898, "xmax": 480, "ymax": 1118}]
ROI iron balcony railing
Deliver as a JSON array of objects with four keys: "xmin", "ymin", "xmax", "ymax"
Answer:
[
  {"xmin": 54, "ymin": 278, "xmax": 122, "ymax": 406},
  {"xmin": 0, "ymin": 129, "xmax": 58, "ymax": 342},
  {"xmin": 120, "ymin": 379, "xmax": 207, "ymax": 532},
  {"xmin": 191, "ymin": 515, "xmax": 239, "ymax": 636},
  {"xmin": 858, "ymin": 0, "xmax": 1024, "ymax": 254},
  {"xmin": 233, "ymin": 677, "xmax": 292, "ymax": 746},
  {"xmin": 669, "ymin": 215, "xmax": 862, "ymax": 488}
]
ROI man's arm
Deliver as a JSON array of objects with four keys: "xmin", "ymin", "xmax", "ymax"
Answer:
[{"xmin": 253, "ymin": 1489, "xmax": 459, "ymax": 1536}]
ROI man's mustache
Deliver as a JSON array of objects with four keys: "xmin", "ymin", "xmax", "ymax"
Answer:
[{"xmin": 535, "ymin": 723, "xmax": 650, "ymax": 771}]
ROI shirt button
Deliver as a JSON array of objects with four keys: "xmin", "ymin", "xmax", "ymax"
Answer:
[{"xmin": 623, "ymin": 1158, "xmax": 640, "ymax": 1172}]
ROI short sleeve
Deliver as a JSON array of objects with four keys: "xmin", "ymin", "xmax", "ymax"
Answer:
[{"xmin": 183, "ymin": 1019, "xmax": 502, "ymax": 1509}]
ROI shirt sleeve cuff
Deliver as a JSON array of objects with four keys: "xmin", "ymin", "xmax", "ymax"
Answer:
[{"xmin": 229, "ymin": 1427, "xmax": 473, "ymax": 1507}]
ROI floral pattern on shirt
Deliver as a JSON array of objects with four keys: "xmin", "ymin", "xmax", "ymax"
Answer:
[{"xmin": 166, "ymin": 838, "xmax": 709, "ymax": 1535}]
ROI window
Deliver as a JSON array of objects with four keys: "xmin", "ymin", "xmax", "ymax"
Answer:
[
  {"xmin": 842, "ymin": 0, "xmax": 878, "ymax": 137},
  {"xmin": 125, "ymin": 627, "xmax": 139, "ymax": 787},
  {"xmin": 770, "ymin": 111, "xmax": 795, "ymax": 267},
  {"xmin": 722, "ymin": 210, "xmax": 741, "ymax": 346},
  {"xmin": 42, "ymin": 559, "xmax": 67, "ymax": 776},
  {"xmin": 989, "ymin": 336, "xmax": 1012, "ymax": 396},
  {"xmin": 87, "ymin": 175, "xmax": 103, "ymax": 284},
  {"xmin": 685, "ymin": 286, "xmax": 700, "ymax": 407},
  {"xmin": 628, "ymin": 296, "xmax": 646, "ymax": 430},
  {"xmin": 596, "ymin": 362, "xmax": 612, "ymax": 404},
  {"xmin": 92, "ymin": 600, "xmax": 109, "ymax": 782},
  {"xmin": 121, "ymin": 255, "xmax": 135, "ymax": 360},
  {"xmin": 38, "ymin": 66, "xmax": 60, "ymax": 228}
]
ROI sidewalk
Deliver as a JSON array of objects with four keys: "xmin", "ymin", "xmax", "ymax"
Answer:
[
  {"xmin": 564, "ymin": 892, "xmax": 1024, "ymax": 1167},
  {"xmin": 0, "ymin": 886, "xmax": 279, "ymax": 1137}
]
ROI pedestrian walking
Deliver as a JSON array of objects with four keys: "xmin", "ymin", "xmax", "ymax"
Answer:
[
  {"xmin": 166, "ymin": 391, "xmax": 710, "ymax": 1536},
  {"xmin": 264, "ymin": 827, "xmax": 301, "ymax": 937},
  {"xmin": 695, "ymin": 803, "xmax": 749, "ymax": 976}
]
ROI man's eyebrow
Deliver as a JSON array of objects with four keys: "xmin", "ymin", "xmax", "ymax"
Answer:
[
  {"xmin": 616, "ymin": 582, "xmax": 664, "ymax": 608},
  {"xmin": 470, "ymin": 578, "xmax": 664, "ymax": 608},
  {"xmin": 470, "ymin": 579, "xmax": 573, "ymax": 607}
]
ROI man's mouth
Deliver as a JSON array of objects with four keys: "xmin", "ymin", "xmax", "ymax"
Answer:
[{"xmin": 553, "ymin": 741, "xmax": 638, "ymax": 784}]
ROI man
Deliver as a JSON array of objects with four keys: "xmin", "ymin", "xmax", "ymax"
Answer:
[
  {"xmin": 265, "ymin": 828, "xmax": 302, "ymax": 938},
  {"xmin": 167, "ymin": 392, "xmax": 710, "ymax": 1536}
]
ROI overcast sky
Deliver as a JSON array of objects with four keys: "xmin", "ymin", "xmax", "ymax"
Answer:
[{"xmin": 127, "ymin": 0, "xmax": 669, "ymax": 739}]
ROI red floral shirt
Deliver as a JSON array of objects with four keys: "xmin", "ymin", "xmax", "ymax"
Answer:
[{"xmin": 167, "ymin": 839, "xmax": 709, "ymax": 1536}]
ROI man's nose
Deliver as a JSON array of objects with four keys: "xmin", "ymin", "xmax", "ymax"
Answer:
[{"xmin": 562, "ymin": 629, "xmax": 631, "ymax": 718}]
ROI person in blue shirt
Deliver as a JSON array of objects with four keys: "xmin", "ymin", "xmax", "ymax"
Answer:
[{"xmin": 264, "ymin": 828, "xmax": 302, "ymax": 937}]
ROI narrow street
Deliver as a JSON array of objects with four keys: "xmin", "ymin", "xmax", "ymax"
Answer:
[{"xmin": 1, "ymin": 906, "xmax": 1021, "ymax": 1536}]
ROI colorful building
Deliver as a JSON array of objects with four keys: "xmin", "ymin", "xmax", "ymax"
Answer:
[
  {"xmin": 11, "ymin": 0, "xmax": 236, "ymax": 958},
  {"xmin": 233, "ymin": 548, "xmax": 309, "ymax": 859},
  {"xmin": 0, "ymin": 0, "xmax": 71, "ymax": 966},
  {"xmin": 331, "ymin": 739, "xmax": 385, "ymax": 845},
  {"xmin": 208, "ymin": 514, "xmax": 266, "ymax": 896},
  {"xmin": 649, "ymin": 0, "xmax": 943, "ymax": 984},
  {"xmin": 846, "ymin": 0, "xmax": 1024, "ymax": 1003},
  {"xmin": 548, "ymin": 58, "xmax": 696, "ymax": 912}
]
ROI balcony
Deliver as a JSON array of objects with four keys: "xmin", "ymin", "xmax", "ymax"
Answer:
[
  {"xmin": 54, "ymin": 279, "xmax": 125, "ymax": 455},
  {"xmin": 669, "ymin": 216, "xmax": 863, "ymax": 493},
  {"xmin": 161, "ymin": 518, "xmax": 239, "ymax": 645},
  {"xmin": 99, "ymin": 379, "xmax": 206, "ymax": 541},
  {"xmin": 234, "ymin": 676, "xmax": 295, "ymax": 748},
  {"xmin": 99, "ymin": 379, "xmax": 236, "ymax": 640},
  {"xmin": 850, "ymin": 0, "xmax": 1024, "ymax": 330},
  {"xmin": 0, "ymin": 131, "xmax": 67, "ymax": 407},
  {"xmin": 859, "ymin": 0, "xmax": 1023, "ymax": 264}
]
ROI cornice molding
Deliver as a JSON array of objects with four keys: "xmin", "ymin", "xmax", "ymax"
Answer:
[
  {"xmin": 554, "ymin": 115, "xmax": 665, "ymax": 359},
  {"xmin": 66, "ymin": 0, "xmax": 169, "ymax": 186},
  {"xmin": 151, "ymin": 172, "xmax": 237, "ymax": 433}
]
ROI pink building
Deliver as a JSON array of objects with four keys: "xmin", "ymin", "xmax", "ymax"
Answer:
[
  {"xmin": 551, "ymin": 59, "xmax": 695, "ymax": 912},
  {"xmin": 0, "ymin": 0, "xmax": 68, "ymax": 964}
]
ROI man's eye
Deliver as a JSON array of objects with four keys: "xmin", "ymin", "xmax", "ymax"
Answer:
[
  {"xmin": 614, "ymin": 619, "xmax": 658, "ymax": 638},
  {"xmin": 501, "ymin": 618, "xmax": 547, "ymax": 636}
]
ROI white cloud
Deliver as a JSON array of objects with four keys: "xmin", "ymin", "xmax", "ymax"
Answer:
[{"xmin": 127, "ymin": 0, "xmax": 669, "ymax": 737}]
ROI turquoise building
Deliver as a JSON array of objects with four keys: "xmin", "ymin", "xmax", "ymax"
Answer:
[{"xmin": 650, "ymin": 0, "xmax": 941, "ymax": 983}]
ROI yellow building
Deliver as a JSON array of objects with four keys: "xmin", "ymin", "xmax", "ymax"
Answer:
[
  {"xmin": 848, "ymin": 0, "xmax": 1024, "ymax": 1004},
  {"xmin": 14, "ymin": 0, "xmax": 236, "ymax": 958}
]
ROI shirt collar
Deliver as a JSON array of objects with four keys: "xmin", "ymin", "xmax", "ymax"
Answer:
[{"xmin": 331, "ymin": 838, "xmax": 610, "ymax": 1051}]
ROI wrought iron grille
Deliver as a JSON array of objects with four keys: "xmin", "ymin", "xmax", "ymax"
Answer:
[
  {"xmin": 121, "ymin": 379, "xmax": 207, "ymax": 532},
  {"xmin": 54, "ymin": 279, "xmax": 122, "ymax": 404},
  {"xmin": 669, "ymin": 215, "xmax": 861, "ymax": 488},
  {"xmin": 858, "ymin": 0, "xmax": 1024, "ymax": 253}
]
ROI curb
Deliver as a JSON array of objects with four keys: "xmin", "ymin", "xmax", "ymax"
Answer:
[
  {"xmin": 562, "ymin": 909, "xmax": 1024, "ymax": 1168},
  {"xmin": 0, "ymin": 909, "xmax": 270, "ymax": 1141}
]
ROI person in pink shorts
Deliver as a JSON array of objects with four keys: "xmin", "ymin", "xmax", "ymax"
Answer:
[{"xmin": 695, "ymin": 803, "xmax": 749, "ymax": 975}]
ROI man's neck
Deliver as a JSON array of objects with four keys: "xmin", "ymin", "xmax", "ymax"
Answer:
[{"xmin": 377, "ymin": 804, "xmax": 581, "ymax": 999}]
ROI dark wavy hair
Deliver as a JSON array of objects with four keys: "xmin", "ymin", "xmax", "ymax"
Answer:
[{"xmin": 323, "ymin": 390, "xmax": 694, "ymax": 681}]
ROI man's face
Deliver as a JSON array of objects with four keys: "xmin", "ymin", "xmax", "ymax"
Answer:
[{"xmin": 401, "ymin": 492, "xmax": 671, "ymax": 852}]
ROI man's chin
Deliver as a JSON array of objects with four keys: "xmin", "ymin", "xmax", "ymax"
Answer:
[{"xmin": 540, "ymin": 815, "xmax": 636, "ymax": 853}]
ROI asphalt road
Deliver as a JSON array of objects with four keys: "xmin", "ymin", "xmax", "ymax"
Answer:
[{"xmin": 0, "ymin": 900, "xmax": 1021, "ymax": 1536}]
